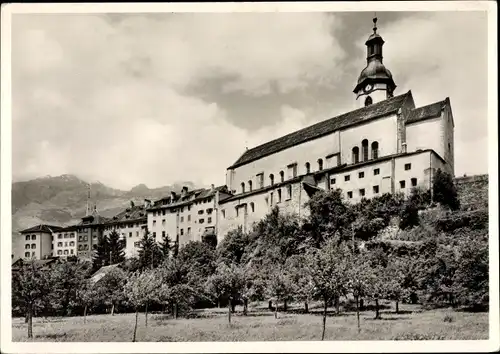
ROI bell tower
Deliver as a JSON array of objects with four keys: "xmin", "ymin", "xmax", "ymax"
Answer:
[{"xmin": 354, "ymin": 17, "xmax": 397, "ymax": 108}]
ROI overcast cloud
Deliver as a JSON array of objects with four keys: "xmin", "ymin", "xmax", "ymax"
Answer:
[{"xmin": 11, "ymin": 11, "xmax": 489, "ymax": 190}]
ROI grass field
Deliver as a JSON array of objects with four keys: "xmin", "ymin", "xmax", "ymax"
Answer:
[{"xmin": 12, "ymin": 302, "xmax": 488, "ymax": 342}]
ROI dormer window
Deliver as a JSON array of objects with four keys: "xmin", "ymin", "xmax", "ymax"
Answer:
[{"xmin": 365, "ymin": 96, "xmax": 373, "ymax": 106}]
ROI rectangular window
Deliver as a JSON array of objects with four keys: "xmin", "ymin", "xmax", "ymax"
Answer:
[
  {"xmin": 136, "ymin": 231, "xmax": 139, "ymax": 237},
  {"xmin": 70, "ymin": 249, "xmax": 74, "ymax": 255},
  {"xmin": 58, "ymin": 234, "xmax": 62, "ymax": 239},
  {"xmin": 162, "ymin": 231, "xmax": 166, "ymax": 237},
  {"xmin": 405, "ymin": 163, "xmax": 412, "ymax": 171},
  {"xmin": 347, "ymin": 191, "xmax": 353, "ymax": 199},
  {"xmin": 221, "ymin": 210, "xmax": 226, "ymax": 219},
  {"xmin": 180, "ymin": 229, "xmax": 184, "ymax": 235},
  {"xmin": 153, "ymin": 232, "xmax": 156, "ymax": 238},
  {"xmin": 374, "ymin": 168, "xmax": 380, "ymax": 175},
  {"xmin": 199, "ymin": 219, "xmax": 204, "ymax": 224},
  {"xmin": 359, "ymin": 189, "xmax": 365, "ymax": 197},
  {"xmin": 129, "ymin": 232, "xmax": 132, "ymax": 237},
  {"xmin": 235, "ymin": 208, "xmax": 239, "ymax": 217},
  {"xmin": 359, "ymin": 172, "xmax": 365, "ymax": 179},
  {"xmin": 270, "ymin": 192, "xmax": 274, "ymax": 206},
  {"xmin": 400, "ymin": 180, "xmax": 406, "ymax": 189},
  {"xmin": 162, "ymin": 210, "xmax": 166, "ymax": 216},
  {"xmin": 277, "ymin": 189, "xmax": 282, "ymax": 203},
  {"xmin": 162, "ymin": 219, "xmax": 166, "ymax": 226},
  {"xmin": 208, "ymin": 217, "xmax": 212, "ymax": 223},
  {"xmin": 134, "ymin": 241, "xmax": 140, "ymax": 247},
  {"xmin": 373, "ymin": 185, "xmax": 380, "ymax": 194},
  {"xmin": 330, "ymin": 177, "xmax": 336, "ymax": 185},
  {"xmin": 180, "ymin": 216, "xmax": 184, "ymax": 222},
  {"xmin": 187, "ymin": 227, "xmax": 191, "ymax": 235},
  {"xmin": 153, "ymin": 220, "xmax": 156, "ymax": 226},
  {"xmin": 198, "ymin": 210, "xmax": 204, "ymax": 215},
  {"xmin": 411, "ymin": 178, "xmax": 418, "ymax": 187},
  {"xmin": 345, "ymin": 175, "xmax": 350, "ymax": 182},
  {"xmin": 257, "ymin": 173, "xmax": 264, "ymax": 188}
]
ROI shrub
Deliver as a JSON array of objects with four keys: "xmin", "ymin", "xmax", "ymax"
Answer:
[
  {"xmin": 435, "ymin": 210, "xmax": 488, "ymax": 233},
  {"xmin": 392, "ymin": 332, "xmax": 446, "ymax": 340},
  {"xmin": 399, "ymin": 200, "xmax": 420, "ymax": 230},
  {"xmin": 443, "ymin": 313, "xmax": 454, "ymax": 322},
  {"xmin": 433, "ymin": 169, "xmax": 460, "ymax": 210}
]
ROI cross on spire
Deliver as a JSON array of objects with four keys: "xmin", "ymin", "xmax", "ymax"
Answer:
[{"xmin": 373, "ymin": 14, "xmax": 378, "ymax": 34}]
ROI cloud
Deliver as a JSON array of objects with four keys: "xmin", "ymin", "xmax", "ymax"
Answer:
[{"xmin": 11, "ymin": 12, "xmax": 345, "ymax": 189}]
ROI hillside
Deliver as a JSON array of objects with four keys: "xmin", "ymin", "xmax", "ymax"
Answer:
[{"xmin": 11, "ymin": 174, "xmax": 196, "ymax": 234}]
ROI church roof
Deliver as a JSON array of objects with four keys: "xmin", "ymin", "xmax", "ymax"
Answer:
[
  {"xmin": 407, "ymin": 99, "xmax": 447, "ymax": 124},
  {"xmin": 20, "ymin": 224, "xmax": 64, "ymax": 234},
  {"xmin": 229, "ymin": 91, "xmax": 413, "ymax": 169}
]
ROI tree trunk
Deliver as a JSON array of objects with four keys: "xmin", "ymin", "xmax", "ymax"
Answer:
[
  {"xmin": 268, "ymin": 300, "xmax": 273, "ymax": 311},
  {"xmin": 228, "ymin": 298, "xmax": 232, "ymax": 324},
  {"xmin": 321, "ymin": 299, "xmax": 328, "ymax": 341},
  {"xmin": 217, "ymin": 298, "xmax": 220, "ymax": 309},
  {"xmin": 132, "ymin": 309, "xmax": 139, "ymax": 342},
  {"xmin": 231, "ymin": 301, "xmax": 236, "ymax": 313},
  {"xmin": 145, "ymin": 302, "xmax": 148, "ymax": 327},
  {"xmin": 243, "ymin": 298, "xmax": 248, "ymax": 316},
  {"xmin": 111, "ymin": 303, "xmax": 115, "ymax": 316},
  {"xmin": 24, "ymin": 312, "xmax": 28, "ymax": 323},
  {"xmin": 360, "ymin": 298, "xmax": 364, "ymax": 311},
  {"xmin": 284, "ymin": 299, "xmax": 288, "ymax": 312},
  {"xmin": 375, "ymin": 298, "xmax": 380, "ymax": 319},
  {"xmin": 335, "ymin": 294, "xmax": 340, "ymax": 315},
  {"xmin": 274, "ymin": 300, "xmax": 278, "ymax": 319},
  {"xmin": 304, "ymin": 301, "xmax": 309, "ymax": 313},
  {"xmin": 27, "ymin": 304, "xmax": 33, "ymax": 339},
  {"xmin": 84, "ymin": 305, "xmax": 88, "ymax": 324},
  {"xmin": 174, "ymin": 303, "xmax": 178, "ymax": 319},
  {"xmin": 355, "ymin": 295, "xmax": 360, "ymax": 334},
  {"xmin": 395, "ymin": 300, "xmax": 399, "ymax": 314}
]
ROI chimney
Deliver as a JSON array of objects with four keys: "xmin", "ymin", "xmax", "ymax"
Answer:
[
  {"xmin": 144, "ymin": 199, "xmax": 151, "ymax": 209},
  {"xmin": 181, "ymin": 186, "xmax": 188, "ymax": 197},
  {"xmin": 211, "ymin": 184, "xmax": 215, "ymax": 191},
  {"xmin": 170, "ymin": 191, "xmax": 176, "ymax": 202}
]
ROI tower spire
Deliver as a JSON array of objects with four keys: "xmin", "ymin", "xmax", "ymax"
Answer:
[
  {"xmin": 373, "ymin": 14, "xmax": 377, "ymax": 34},
  {"xmin": 86, "ymin": 184, "xmax": 91, "ymax": 216}
]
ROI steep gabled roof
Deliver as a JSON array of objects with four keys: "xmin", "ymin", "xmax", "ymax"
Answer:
[
  {"xmin": 229, "ymin": 91, "xmax": 413, "ymax": 169},
  {"xmin": 107, "ymin": 205, "xmax": 147, "ymax": 225},
  {"xmin": 407, "ymin": 99, "xmax": 446, "ymax": 124},
  {"xmin": 19, "ymin": 224, "xmax": 63, "ymax": 234}
]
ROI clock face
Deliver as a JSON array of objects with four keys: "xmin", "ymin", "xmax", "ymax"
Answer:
[{"xmin": 364, "ymin": 84, "xmax": 373, "ymax": 92}]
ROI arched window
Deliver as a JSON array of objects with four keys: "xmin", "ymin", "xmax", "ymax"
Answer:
[
  {"xmin": 241, "ymin": 182, "xmax": 245, "ymax": 194},
  {"xmin": 362, "ymin": 139, "xmax": 369, "ymax": 161},
  {"xmin": 25, "ymin": 244, "xmax": 30, "ymax": 249},
  {"xmin": 305, "ymin": 162, "xmax": 311, "ymax": 174},
  {"xmin": 269, "ymin": 174, "xmax": 274, "ymax": 186},
  {"xmin": 352, "ymin": 147, "xmax": 359, "ymax": 164},
  {"xmin": 57, "ymin": 250, "xmax": 62, "ymax": 256},
  {"xmin": 25, "ymin": 252, "xmax": 30, "ymax": 258},
  {"xmin": 371, "ymin": 141, "xmax": 379, "ymax": 159},
  {"xmin": 64, "ymin": 250, "xmax": 69, "ymax": 255},
  {"xmin": 31, "ymin": 244, "xmax": 36, "ymax": 249},
  {"xmin": 25, "ymin": 235, "xmax": 29, "ymax": 241},
  {"xmin": 280, "ymin": 171, "xmax": 284, "ymax": 183},
  {"xmin": 248, "ymin": 180, "xmax": 253, "ymax": 192},
  {"xmin": 250, "ymin": 202, "xmax": 255, "ymax": 213},
  {"xmin": 365, "ymin": 96, "xmax": 373, "ymax": 107},
  {"xmin": 318, "ymin": 159, "xmax": 323, "ymax": 171}
]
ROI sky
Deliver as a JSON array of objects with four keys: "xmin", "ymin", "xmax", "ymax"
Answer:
[{"xmin": 11, "ymin": 10, "xmax": 489, "ymax": 190}]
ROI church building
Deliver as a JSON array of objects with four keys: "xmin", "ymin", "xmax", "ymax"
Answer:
[{"xmin": 216, "ymin": 18, "xmax": 455, "ymax": 240}]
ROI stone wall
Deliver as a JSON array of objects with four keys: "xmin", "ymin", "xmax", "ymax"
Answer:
[{"xmin": 454, "ymin": 174, "xmax": 489, "ymax": 210}]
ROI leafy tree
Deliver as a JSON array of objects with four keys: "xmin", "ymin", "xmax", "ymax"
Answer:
[
  {"xmin": 108, "ymin": 230, "xmax": 125, "ymax": 265},
  {"xmin": 202, "ymin": 233, "xmax": 218, "ymax": 250},
  {"xmin": 92, "ymin": 234, "xmax": 110, "ymax": 273},
  {"xmin": 304, "ymin": 240, "xmax": 351, "ymax": 340},
  {"xmin": 76, "ymin": 279, "xmax": 98, "ymax": 323},
  {"xmin": 49, "ymin": 259, "xmax": 91, "ymax": 316},
  {"xmin": 94, "ymin": 267, "xmax": 127, "ymax": 315},
  {"xmin": 433, "ymin": 168, "xmax": 460, "ymax": 210},
  {"xmin": 124, "ymin": 270, "xmax": 161, "ymax": 342},
  {"xmin": 207, "ymin": 263, "xmax": 245, "ymax": 323},
  {"xmin": 12, "ymin": 261, "xmax": 52, "ymax": 338},
  {"xmin": 264, "ymin": 265, "xmax": 294, "ymax": 319},
  {"xmin": 216, "ymin": 226, "xmax": 249, "ymax": 265},
  {"xmin": 304, "ymin": 189, "xmax": 352, "ymax": 247},
  {"xmin": 178, "ymin": 241, "xmax": 217, "ymax": 279},
  {"xmin": 137, "ymin": 228, "xmax": 162, "ymax": 270},
  {"xmin": 286, "ymin": 254, "xmax": 315, "ymax": 313}
]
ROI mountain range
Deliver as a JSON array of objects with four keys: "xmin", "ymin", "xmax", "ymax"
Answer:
[{"xmin": 11, "ymin": 174, "xmax": 197, "ymax": 235}]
